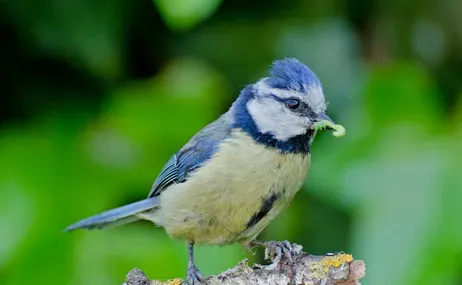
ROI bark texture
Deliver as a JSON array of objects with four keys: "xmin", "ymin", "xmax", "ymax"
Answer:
[{"xmin": 123, "ymin": 251, "xmax": 366, "ymax": 285}]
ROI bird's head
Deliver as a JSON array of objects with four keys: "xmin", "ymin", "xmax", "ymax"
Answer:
[{"xmin": 232, "ymin": 58, "xmax": 344, "ymax": 152}]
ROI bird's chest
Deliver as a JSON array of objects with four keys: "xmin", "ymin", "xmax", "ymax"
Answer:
[
  {"xmin": 160, "ymin": 131, "xmax": 311, "ymax": 244},
  {"xmin": 220, "ymin": 136, "xmax": 311, "ymax": 242}
]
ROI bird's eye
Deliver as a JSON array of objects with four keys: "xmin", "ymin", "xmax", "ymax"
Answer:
[{"xmin": 286, "ymin": 98, "xmax": 301, "ymax": 110}]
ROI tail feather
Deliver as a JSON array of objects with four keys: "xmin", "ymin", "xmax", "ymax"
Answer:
[{"xmin": 65, "ymin": 197, "xmax": 159, "ymax": 231}]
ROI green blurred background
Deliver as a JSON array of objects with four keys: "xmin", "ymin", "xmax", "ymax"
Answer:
[{"xmin": 1, "ymin": 0, "xmax": 461, "ymax": 284}]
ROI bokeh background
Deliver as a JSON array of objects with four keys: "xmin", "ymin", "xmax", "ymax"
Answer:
[{"xmin": 1, "ymin": 0, "xmax": 462, "ymax": 284}]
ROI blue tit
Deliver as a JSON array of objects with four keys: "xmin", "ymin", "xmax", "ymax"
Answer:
[{"xmin": 66, "ymin": 58, "xmax": 344, "ymax": 284}]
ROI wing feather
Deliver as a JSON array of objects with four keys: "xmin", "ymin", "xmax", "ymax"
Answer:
[{"xmin": 148, "ymin": 112, "xmax": 233, "ymax": 198}]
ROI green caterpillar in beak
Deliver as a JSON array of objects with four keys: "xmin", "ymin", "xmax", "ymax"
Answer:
[{"xmin": 312, "ymin": 120, "xmax": 346, "ymax": 137}]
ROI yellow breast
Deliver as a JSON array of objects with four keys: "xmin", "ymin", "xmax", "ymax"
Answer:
[{"xmin": 157, "ymin": 130, "xmax": 311, "ymax": 245}]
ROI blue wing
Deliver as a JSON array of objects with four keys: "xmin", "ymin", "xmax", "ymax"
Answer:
[{"xmin": 148, "ymin": 112, "xmax": 233, "ymax": 198}]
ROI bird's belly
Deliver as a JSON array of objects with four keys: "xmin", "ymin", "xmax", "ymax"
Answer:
[{"xmin": 158, "ymin": 130, "xmax": 310, "ymax": 245}]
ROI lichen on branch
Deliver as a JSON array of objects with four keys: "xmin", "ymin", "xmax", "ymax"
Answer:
[{"xmin": 123, "ymin": 250, "xmax": 366, "ymax": 285}]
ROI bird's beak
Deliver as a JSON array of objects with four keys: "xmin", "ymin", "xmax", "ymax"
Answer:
[
  {"xmin": 316, "ymin": 112, "xmax": 335, "ymax": 125},
  {"xmin": 311, "ymin": 112, "xmax": 346, "ymax": 137}
]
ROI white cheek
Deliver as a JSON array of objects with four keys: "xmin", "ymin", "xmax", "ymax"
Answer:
[{"xmin": 247, "ymin": 99, "xmax": 309, "ymax": 141}]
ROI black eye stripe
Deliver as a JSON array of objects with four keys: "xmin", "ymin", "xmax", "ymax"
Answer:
[
  {"xmin": 267, "ymin": 95, "xmax": 311, "ymax": 113},
  {"xmin": 268, "ymin": 94, "xmax": 286, "ymax": 103}
]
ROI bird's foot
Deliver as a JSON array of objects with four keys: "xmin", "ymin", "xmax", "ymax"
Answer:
[
  {"xmin": 250, "ymin": 240, "xmax": 303, "ymax": 284},
  {"xmin": 186, "ymin": 264, "xmax": 205, "ymax": 285},
  {"xmin": 263, "ymin": 240, "xmax": 303, "ymax": 269}
]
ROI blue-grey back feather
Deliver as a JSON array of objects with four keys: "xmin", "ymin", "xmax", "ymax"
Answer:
[
  {"xmin": 65, "ymin": 197, "xmax": 159, "ymax": 231},
  {"xmin": 149, "ymin": 155, "xmax": 179, "ymax": 193},
  {"xmin": 148, "ymin": 112, "xmax": 233, "ymax": 197}
]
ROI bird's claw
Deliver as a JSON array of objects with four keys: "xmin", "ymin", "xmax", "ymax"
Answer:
[
  {"xmin": 262, "ymin": 240, "xmax": 303, "ymax": 284},
  {"xmin": 264, "ymin": 240, "xmax": 303, "ymax": 263},
  {"xmin": 186, "ymin": 265, "xmax": 205, "ymax": 285}
]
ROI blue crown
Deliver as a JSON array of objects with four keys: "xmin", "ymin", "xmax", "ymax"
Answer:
[{"xmin": 266, "ymin": 58, "xmax": 321, "ymax": 92}]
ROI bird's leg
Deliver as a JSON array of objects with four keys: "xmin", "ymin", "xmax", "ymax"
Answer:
[
  {"xmin": 186, "ymin": 242, "xmax": 204, "ymax": 285},
  {"xmin": 247, "ymin": 240, "xmax": 303, "ymax": 284}
]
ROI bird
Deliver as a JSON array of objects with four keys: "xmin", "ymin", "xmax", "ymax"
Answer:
[{"xmin": 65, "ymin": 58, "xmax": 345, "ymax": 284}]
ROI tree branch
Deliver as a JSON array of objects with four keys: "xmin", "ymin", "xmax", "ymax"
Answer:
[{"xmin": 123, "ymin": 250, "xmax": 366, "ymax": 285}]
